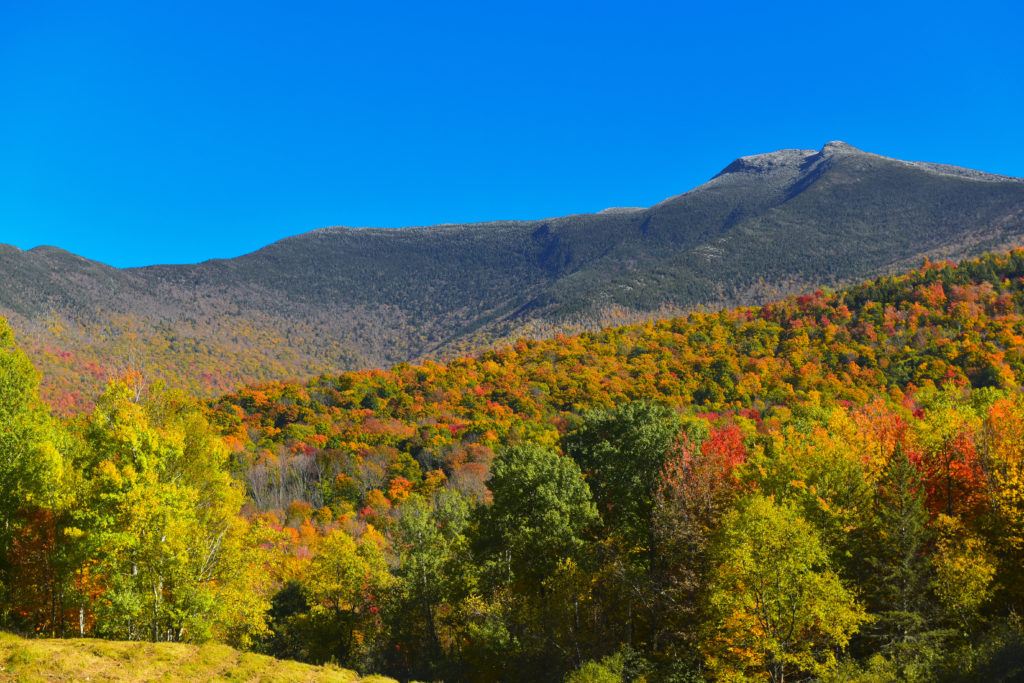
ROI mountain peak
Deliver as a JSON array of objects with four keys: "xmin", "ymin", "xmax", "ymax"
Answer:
[
  {"xmin": 819, "ymin": 140, "xmax": 862, "ymax": 155},
  {"xmin": 28, "ymin": 245, "xmax": 71, "ymax": 256},
  {"xmin": 713, "ymin": 147, "xmax": 815, "ymax": 180},
  {"xmin": 713, "ymin": 140, "xmax": 866, "ymax": 180}
]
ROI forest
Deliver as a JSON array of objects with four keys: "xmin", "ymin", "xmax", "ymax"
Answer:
[{"xmin": 5, "ymin": 248, "xmax": 1024, "ymax": 681}]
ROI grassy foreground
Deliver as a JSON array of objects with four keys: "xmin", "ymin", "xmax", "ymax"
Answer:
[{"xmin": 0, "ymin": 632, "xmax": 398, "ymax": 683}]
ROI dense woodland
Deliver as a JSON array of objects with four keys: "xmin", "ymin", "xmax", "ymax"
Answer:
[{"xmin": 6, "ymin": 249, "xmax": 1024, "ymax": 680}]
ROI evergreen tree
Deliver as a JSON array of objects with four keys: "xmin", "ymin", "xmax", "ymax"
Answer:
[{"xmin": 859, "ymin": 446, "xmax": 942, "ymax": 674}]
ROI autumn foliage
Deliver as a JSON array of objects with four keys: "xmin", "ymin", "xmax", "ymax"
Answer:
[{"xmin": 7, "ymin": 250, "xmax": 1024, "ymax": 679}]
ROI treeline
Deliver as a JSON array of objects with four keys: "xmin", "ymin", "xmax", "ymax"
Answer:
[{"xmin": 4, "ymin": 250, "xmax": 1024, "ymax": 679}]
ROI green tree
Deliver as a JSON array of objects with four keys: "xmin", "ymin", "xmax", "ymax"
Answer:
[
  {"xmin": 388, "ymin": 490, "xmax": 474, "ymax": 679},
  {"xmin": 563, "ymin": 402, "xmax": 680, "ymax": 547},
  {"xmin": 562, "ymin": 402, "xmax": 680, "ymax": 652},
  {"xmin": 565, "ymin": 651, "xmax": 624, "ymax": 683},
  {"xmin": 856, "ymin": 446, "xmax": 937, "ymax": 670},
  {"xmin": 473, "ymin": 444, "xmax": 599, "ymax": 680},
  {"xmin": 704, "ymin": 494, "xmax": 868, "ymax": 683},
  {"xmin": 477, "ymin": 444, "xmax": 598, "ymax": 588}
]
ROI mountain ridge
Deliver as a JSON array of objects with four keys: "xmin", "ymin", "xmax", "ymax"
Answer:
[
  {"xmin": 8, "ymin": 141, "xmax": 1018, "ymax": 266},
  {"xmin": 3, "ymin": 141, "xmax": 1023, "ymax": 410}
]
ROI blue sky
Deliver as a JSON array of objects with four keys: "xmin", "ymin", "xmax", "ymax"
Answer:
[{"xmin": 2, "ymin": 0, "xmax": 1021, "ymax": 267}]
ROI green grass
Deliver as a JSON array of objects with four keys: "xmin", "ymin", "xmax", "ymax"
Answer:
[{"xmin": 0, "ymin": 632, "xmax": 397, "ymax": 683}]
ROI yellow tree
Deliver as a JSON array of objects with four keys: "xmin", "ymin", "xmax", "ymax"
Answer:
[
  {"xmin": 299, "ymin": 527, "xmax": 394, "ymax": 669},
  {"xmin": 0, "ymin": 318, "xmax": 65, "ymax": 631},
  {"xmin": 930, "ymin": 514, "xmax": 995, "ymax": 631},
  {"xmin": 704, "ymin": 495, "xmax": 868, "ymax": 682},
  {"xmin": 0, "ymin": 319, "xmax": 63, "ymax": 519},
  {"xmin": 79, "ymin": 380, "xmax": 247, "ymax": 642}
]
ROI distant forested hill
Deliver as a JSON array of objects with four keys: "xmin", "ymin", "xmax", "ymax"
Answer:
[{"xmin": 3, "ymin": 141, "xmax": 1023, "ymax": 410}]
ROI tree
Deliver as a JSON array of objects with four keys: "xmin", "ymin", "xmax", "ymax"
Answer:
[
  {"xmin": 704, "ymin": 494, "xmax": 868, "ymax": 683},
  {"xmin": 388, "ymin": 490, "xmax": 474, "ymax": 680},
  {"xmin": 563, "ymin": 402, "xmax": 680, "ymax": 548},
  {"xmin": 565, "ymin": 651, "xmax": 624, "ymax": 683},
  {"xmin": 912, "ymin": 390, "xmax": 985, "ymax": 518},
  {"xmin": 858, "ymin": 446, "xmax": 934, "ymax": 663},
  {"xmin": 78, "ymin": 380, "xmax": 246, "ymax": 642},
  {"xmin": 477, "ymin": 444, "xmax": 598, "ymax": 588},
  {"xmin": 651, "ymin": 425, "xmax": 743, "ymax": 659},
  {"xmin": 930, "ymin": 514, "xmax": 995, "ymax": 631},
  {"xmin": 0, "ymin": 318, "xmax": 65, "ymax": 630},
  {"xmin": 208, "ymin": 515, "xmax": 276, "ymax": 649},
  {"xmin": 472, "ymin": 444, "xmax": 599, "ymax": 680},
  {"xmin": 562, "ymin": 402, "xmax": 681, "ymax": 654},
  {"xmin": 977, "ymin": 396, "xmax": 1024, "ymax": 608},
  {"xmin": 299, "ymin": 528, "xmax": 393, "ymax": 670}
]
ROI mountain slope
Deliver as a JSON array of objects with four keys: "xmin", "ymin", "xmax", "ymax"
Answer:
[{"xmin": 3, "ymin": 141, "xmax": 1023, "ymax": 410}]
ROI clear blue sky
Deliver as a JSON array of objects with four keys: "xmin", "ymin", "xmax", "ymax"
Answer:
[{"xmin": 2, "ymin": 1, "xmax": 1021, "ymax": 267}]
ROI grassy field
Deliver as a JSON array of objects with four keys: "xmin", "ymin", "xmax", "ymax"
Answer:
[{"xmin": 0, "ymin": 632, "xmax": 398, "ymax": 683}]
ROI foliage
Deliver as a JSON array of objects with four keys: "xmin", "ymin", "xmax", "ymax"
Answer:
[
  {"xmin": 703, "ymin": 494, "xmax": 868, "ymax": 682},
  {"xmin": 855, "ymin": 446, "xmax": 935, "ymax": 670},
  {"xmin": 478, "ymin": 444, "xmax": 598, "ymax": 587},
  {"xmin": 72, "ymin": 381, "xmax": 250, "ymax": 642},
  {"xmin": 11, "ymin": 249, "xmax": 1024, "ymax": 679},
  {"xmin": 930, "ymin": 514, "xmax": 996, "ymax": 629},
  {"xmin": 0, "ymin": 319, "xmax": 65, "ymax": 630},
  {"xmin": 565, "ymin": 651, "xmax": 625, "ymax": 683}
]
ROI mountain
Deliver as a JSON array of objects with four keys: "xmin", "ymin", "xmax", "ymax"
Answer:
[{"xmin": 3, "ymin": 141, "xmax": 1023, "ymax": 410}]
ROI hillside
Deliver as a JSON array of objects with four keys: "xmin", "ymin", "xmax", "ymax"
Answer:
[
  {"xmin": 0, "ymin": 632, "xmax": 396, "ymax": 682},
  {"xmin": 7, "ymin": 250, "xmax": 1024, "ymax": 680},
  {"xmin": 214, "ymin": 247, "xmax": 1024, "ymax": 475},
  {"xmin": 208, "ymin": 248, "xmax": 1024, "ymax": 680},
  {"xmin": 3, "ymin": 141, "xmax": 1023, "ymax": 410}
]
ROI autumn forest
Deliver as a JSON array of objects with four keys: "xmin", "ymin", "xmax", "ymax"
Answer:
[{"xmin": 4, "ymin": 248, "xmax": 1024, "ymax": 680}]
